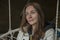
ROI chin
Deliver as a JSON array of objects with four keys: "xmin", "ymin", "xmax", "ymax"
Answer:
[
  {"xmin": 29, "ymin": 22, "xmax": 35, "ymax": 25},
  {"xmin": 29, "ymin": 23, "xmax": 33, "ymax": 25}
]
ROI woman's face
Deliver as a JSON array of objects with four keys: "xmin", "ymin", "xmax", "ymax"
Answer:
[{"xmin": 25, "ymin": 6, "xmax": 39, "ymax": 25}]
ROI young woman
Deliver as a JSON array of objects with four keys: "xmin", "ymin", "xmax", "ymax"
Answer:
[{"xmin": 17, "ymin": 2, "xmax": 55, "ymax": 40}]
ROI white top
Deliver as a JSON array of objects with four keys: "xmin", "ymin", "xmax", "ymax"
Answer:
[{"xmin": 17, "ymin": 28, "xmax": 54, "ymax": 40}]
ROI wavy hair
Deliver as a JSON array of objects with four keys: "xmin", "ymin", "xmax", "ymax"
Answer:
[{"xmin": 20, "ymin": 2, "xmax": 45, "ymax": 40}]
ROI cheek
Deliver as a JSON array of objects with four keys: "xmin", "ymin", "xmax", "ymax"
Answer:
[
  {"xmin": 34, "ymin": 13, "xmax": 38, "ymax": 19},
  {"xmin": 33, "ymin": 13, "xmax": 39, "ymax": 22},
  {"xmin": 35, "ymin": 16, "xmax": 38, "ymax": 21}
]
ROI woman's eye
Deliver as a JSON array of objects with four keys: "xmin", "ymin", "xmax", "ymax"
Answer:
[
  {"xmin": 31, "ymin": 11, "xmax": 36, "ymax": 14},
  {"xmin": 25, "ymin": 11, "xmax": 36, "ymax": 16}
]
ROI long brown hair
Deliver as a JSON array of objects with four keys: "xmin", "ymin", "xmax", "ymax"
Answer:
[{"xmin": 20, "ymin": 2, "xmax": 45, "ymax": 40}]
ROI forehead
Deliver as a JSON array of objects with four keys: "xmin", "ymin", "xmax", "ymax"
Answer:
[{"xmin": 26, "ymin": 6, "xmax": 36, "ymax": 12}]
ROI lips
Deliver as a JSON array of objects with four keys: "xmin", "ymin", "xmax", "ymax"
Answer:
[
  {"xmin": 29, "ymin": 20, "xmax": 32, "ymax": 22},
  {"xmin": 28, "ymin": 19, "xmax": 34, "ymax": 23},
  {"xmin": 28, "ymin": 17, "xmax": 33, "ymax": 23}
]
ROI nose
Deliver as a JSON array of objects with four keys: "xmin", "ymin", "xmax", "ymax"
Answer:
[{"xmin": 28, "ymin": 14, "xmax": 32, "ymax": 19}]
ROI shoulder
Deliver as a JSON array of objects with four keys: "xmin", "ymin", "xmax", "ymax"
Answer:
[
  {"xmin": 17, "ymin": 30, "xmax": 23, "ymax": 40},
  {"xmin": 44, "ymin": 28, "xmax": 55, "ymax": 40},
  {"xmin": 45, "ymin": 28, "xmax": 54, "ymax": 36},
  {"xmin": 17, "ymin": 29, "xmax": 29, "ymax": 40},
  {"xmin": 17, "ymin": 28, "xmax": 24, "ymax": 36}
]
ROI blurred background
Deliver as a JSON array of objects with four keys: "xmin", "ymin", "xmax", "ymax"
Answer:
[{"xmin": 0, "ymin": 0, "xmax": 60, "ymax": 40}]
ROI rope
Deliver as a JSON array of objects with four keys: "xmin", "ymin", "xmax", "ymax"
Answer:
[
  {"xmin": 8, "ymin": 0, "xmax": 14, "ymax": 40},
  {"xmin": 55, "ymin": 0, "xmax": 59, "ymax": 40}
]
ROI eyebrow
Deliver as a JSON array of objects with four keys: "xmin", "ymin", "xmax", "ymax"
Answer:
[
  {"xmin": 25, "ymin": 9, "xmax": 37, "ymax": 14},
  {"xmin": 31, "ymin": 10, "xmax": 37, "ymax": 12}
]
